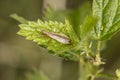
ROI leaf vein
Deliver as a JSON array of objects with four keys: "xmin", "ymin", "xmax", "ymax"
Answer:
[{"xmin": 103, "ymin": 0, "xmax": 110, "ymax": 10}]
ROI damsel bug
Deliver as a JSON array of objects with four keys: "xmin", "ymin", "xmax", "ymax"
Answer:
[{"xmin": 41, "ymin": 30, "xmax": 71, "ymax": 44}]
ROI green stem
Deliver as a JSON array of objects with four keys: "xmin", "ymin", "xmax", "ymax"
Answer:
[
  {"xmin": 78, "ymin": 41, "xmax": 102, "ymax": 80},
  {"xmin": 78, "ymin": 57, "xmax": 84, "ymax": 80},
  {"xmin": 79, "ymin": 59, "xmax": 82, "ymax": 80},
  {"xmin": 78, "ymin": 57, "xmax": 88, "ymax": 80},
  {"xmin": 97, "ymin": 40, "xmax": 101, "ymax": 54},
  {"xmin": 89, "ymin": 41, "xmax": 101, "ymax": 80}
]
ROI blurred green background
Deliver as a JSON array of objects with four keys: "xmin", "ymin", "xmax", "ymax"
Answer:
[{"xmin": 0, "ymin": 0, "xmax": 120, "ymax": 80}]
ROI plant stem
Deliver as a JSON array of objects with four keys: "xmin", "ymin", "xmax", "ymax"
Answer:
[
  {"xmin": 78, "ymin": 41, "xmax": 102, "ymax": 80},
  {"xmin": 78, "ymin": 57, "xmax": 83, "ymax": 80},
  {"xmin": 78, "ymin": 56, "xmax": 88, "ymax": 80},
  {"xmin": 89, "ymin": 40, "xmax": 101, "ymax": 80},
  {"xmin": 97, "ymin": 40, "xmax": 101, "ymax": 54},
  {"xmin": 79, "ymin": 60, "xmax": 81, "ymax": 80}
]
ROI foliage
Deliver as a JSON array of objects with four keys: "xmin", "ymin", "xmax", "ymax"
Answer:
[
  {"xmin": 44, "ymin": 2, "xmax": 91, "ymax": 38},
  {"xmin": 80, "ymin": 15, "xmax": 98, "ymax": 40},
  {"xmin": 11, "ymin": 0, "xmax": 120, "ymax": 80},
  {"xmin": 92, "ymin": 0, "xmax": 120, "ymax": 40},
  {"xmin": 11, "ymin": 14, "xmax": 80, "ymax": 60}
]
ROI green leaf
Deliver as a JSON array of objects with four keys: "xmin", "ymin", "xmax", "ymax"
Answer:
[
  {"xmin": 92, "ymin": 0, "xmax": 120, "ymax": 40},
  {"xmin": 68, "ymin": 2, "xmax": 91, "ymax": 38},
  {"xmin": 14, "ymin": 15, "xmax": 79, "ymax": 60},
  {"xmin": 80, "ymin": 15, "xmax": 98, "ymax": 40},
  {"xmin": 44, "ymin": 2, "xmax": 91, "ymax": 39},
  {"xmin": 10, "ymin": 14, "xmax": 28, "ymax": 23}
]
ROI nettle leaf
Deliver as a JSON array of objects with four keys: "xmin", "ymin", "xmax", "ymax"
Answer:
[
  {"xmin": 80, "ymin": 15, "xmax": 98, "ymax": 40},
  {"xmin": 68, "ymin": 2, "xmax": 91, "ymax": 38},
  {"xmin": 14, "ymin": 15, "xmax": 79, "ymax": 60},
  {"xmin": 93, "ymin": 0, "xmax": 120, "ymax": 40},
  {"xmin": 10, "ymin": 14, "xmax": 28, "ymax": 23}
]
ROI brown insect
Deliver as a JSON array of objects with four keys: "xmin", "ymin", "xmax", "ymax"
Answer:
[{"xmin": 41, "ymin": 30, "xmax": 71, "ymax": 44}]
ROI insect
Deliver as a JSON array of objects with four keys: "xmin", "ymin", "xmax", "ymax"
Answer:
[{"xmin": 41, "ymin": 30, "xmax": 72, "ymax": 44}]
